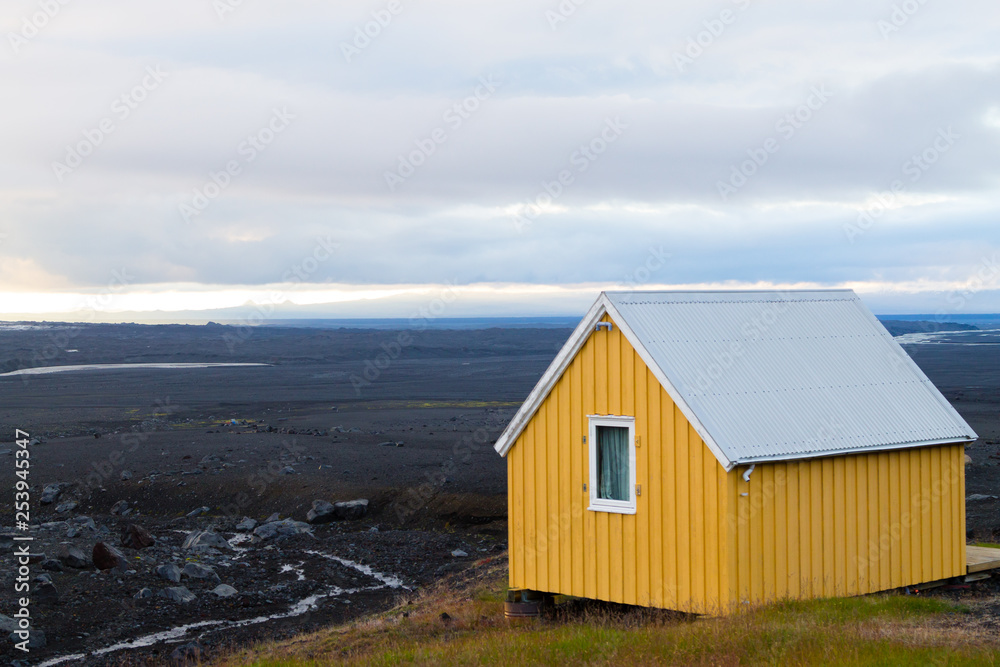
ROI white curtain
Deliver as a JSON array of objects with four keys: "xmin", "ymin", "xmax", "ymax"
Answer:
[{"xmin": 598, "ymin": 426, "xmax": 629, "ymax": 501}]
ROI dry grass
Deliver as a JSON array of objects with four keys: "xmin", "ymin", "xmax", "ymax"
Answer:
[{"xmin": 214, "ymin": 556, "xmax": 1000, "ymax": 666}]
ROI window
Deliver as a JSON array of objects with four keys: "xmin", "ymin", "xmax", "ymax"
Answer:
[{"xmin": 588, "ymin": 415, "xmax": 636, "ymax": 514}]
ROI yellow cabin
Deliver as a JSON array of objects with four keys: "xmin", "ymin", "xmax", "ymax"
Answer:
[{"xmin": 494, "ymin": 290, "xmax": 977, "ymax": 613}]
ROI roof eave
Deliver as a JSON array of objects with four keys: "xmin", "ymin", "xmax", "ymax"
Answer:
[
  {"xmin": 730, "ymin": 436, "xmax": 978, "ymax": 466},
  {"xmin": 493, "ymin": 294, "xmax": 611, "ymax": 457}
]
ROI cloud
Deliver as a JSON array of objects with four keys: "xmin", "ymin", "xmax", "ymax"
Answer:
[{"xmin": 0, "ymin": 0, "xmax": 998, "ymax": 316}]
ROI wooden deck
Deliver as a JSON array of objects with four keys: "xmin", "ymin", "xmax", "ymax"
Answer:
[{"xmin": 967, "ymin": 546, "xmax": 1000, "ymax": 574}]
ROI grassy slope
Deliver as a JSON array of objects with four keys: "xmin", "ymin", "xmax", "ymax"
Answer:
[{"xmin": 216, "ymin": 557, "xmax": 1000, "ymax": 667}]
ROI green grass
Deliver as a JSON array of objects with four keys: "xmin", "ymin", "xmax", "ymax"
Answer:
[{"xmin": 216, "ymin": 560, "xmax": 1000, "ymax": 667}]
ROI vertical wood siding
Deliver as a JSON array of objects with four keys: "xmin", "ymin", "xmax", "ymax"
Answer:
[
  {"xmin": 729, "ymin": 444, "xmax": 967, "ymax": 603},
  {"xmin": 508, "ymin": 316, "xmax": 732, "ymax": 613},
  {"xmin": 507, "ymin": 315, "xmax": 968, "ymax": 613}
]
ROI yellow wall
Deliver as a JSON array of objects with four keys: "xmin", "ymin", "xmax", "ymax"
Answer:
[
  {"xmin": 508, "ymin": 316, "xmax": 732, "ymax": 613},
  {"xmin": 507, "ymin": 315, "xmax": 968, "ymax": 613},
  {"xmin": 730, "ymin": 445, "xmax": 967, "ymax": 603}
]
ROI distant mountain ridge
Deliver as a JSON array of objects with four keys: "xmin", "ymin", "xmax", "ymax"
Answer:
[{"xmin": 878, "ymin": 320, "xmax": 979, "ymax": 336}]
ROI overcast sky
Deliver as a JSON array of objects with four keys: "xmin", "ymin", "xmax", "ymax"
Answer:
[{"xmin": 1, "ymin": 0, "xmax": 998, "ymax": 320}]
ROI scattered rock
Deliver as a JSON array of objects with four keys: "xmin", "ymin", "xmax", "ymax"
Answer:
[
  {"xmin": 34, "ymin": 582, "xmax": 59, "ymax": 603},
  {"xmin": 59, "ymin": 545, "xmax": 91, "ymax": 569},
  {"xmin": 8, "ymin": 629, "xmax": 45, "ymax": 649},
  {"xmin": 235, "ymin": 517, "xmax": 258, "ymax": 532},
  {"xmin": 120, "ymin": 470, "xmax": 133, "ymax": 481},
  {"xmin": 110, "ymin": 500, "xmax": 129, "ymax": 515},
  {"xmin": 134, "ymin": 587, "xmax": 153, "ymax": 599},
  {"xmin": 70, "ymin": 515, "xmax": 97, "ymax": 531},
  {"xmin": 264, "ymin": 513, "xmax": 281, "ymax": 523},
  {"xmin": 121, "ymin": 523, "xmax": 156, "ymax": 550},
  {"xmin": 41, "ymin": 559, "xmax": 63, "ymax": 572},
  {"xmin": 451, "ymin": 549, "xmax": 468, "ymax": 558},
  {"xmin": 157, "ymin": 586, "xmax": 196, "ymax": 603},
  {"xmin": 182, "ymin": 530, "xmax": 232, "ymax": 551},
  {"xmin": 966, "ymin": 454, "xmax": 973, "ymax": 465},
  {"xmin": 185, "ymin": 506, "xmax": 211, "ymax": 518},
  {"xmin": 55, "ymin": 500, "xmax": 78, "ymax": 513},
  {"xmin": 92, "ymin": 542, "xmax": 127, "ymax": 571},
  {"xmin": 280, "ymin": 466, "xmax": 296, "ymax": 475},
  {"xmin": 40, "ymin": 483, "xmax": 64, "ymax": 505},
  {"xmin": 156, "ymin": 563, "xmax": 182, "ymax": 583},
  {"xmin": 967, "ymin": 494, "xmax": 999, "ymax": 501},
  {"xmin": 334, "ymin": 499, "xmax": 369, "ymax": 521},
  {"xmin": 170, "ymin": 641, "xmax": 204, "ymax": 663},
  {"xmin": 33, "ymin": 573, "xmax": 52, "ymax": 584},
  {"xmin": 306, "ymin": 500, "xmax": 336, "ymax": 524},
  {"xmin": 182, "ymin": 562, "xmax": 221, "ymax": 584},
  {"xmin": 0, "ymin": 614, "xmax": 16, "ymax": 633},
  {"xmin": 252, "ymin": 518, "xmax": 312, "ymax": 542},
  {"xmin": 211, "ymin": 584, "xmax": 238, "ymax": 598}
]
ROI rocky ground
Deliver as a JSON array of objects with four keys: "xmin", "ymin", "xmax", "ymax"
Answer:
[
  {"xmin": 0, "ymin": 323, "xmax": 997, "ymax": 665},
  {"xmin": 0, "ymin": 501, "xmax": 502, "ymax": 666}
]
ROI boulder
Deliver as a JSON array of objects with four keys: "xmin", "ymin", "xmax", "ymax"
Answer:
[
  {"xmin": 59, "ymin": 545, "xmax": 90, "ymax": 569},
  {"xmin": 92, "ymin": 542, "xmax": 127, "ymax": 571},
  {"xmin": 170, "ymin": 642, "xmax": 204, "ymax": 663},
  {"xmin": 55, "ymin": 500, "xmax": 78, "ymax": 513},
  {"xmin": 182, "ymin": 562, "xmax": 221, "ymax": 584},
  {"xmin": 264, "ymin": 512, "xmax": 281, "ymax": 523},
  {"xmin": 34, "ymin": 582, "xmax": 59, "ymax": 603},
  {"xmin": 40, "ymin": 483, "xmax": 63, "ymax": 505},
  {"xmin": 157, "ymin": 586, "xmax": 196, "ymax": 603},
  {"xmin": 451, "ymin": 549, "xmax": 468, "ymax": 558},
  {"xmin": 306, "ymin": 500, "xmax": 336, "ymax": 524},
  {"xmin": 110, "ymin": 500, "xmax": 129, "ymax": 515},
  {"xmin": 69, "ymin": 516, "xmax": 97, "ymax": 531},
  {"xmin": 134, "ymin": 587, "xmax": 153, "ymax": 599},
  {"xmin": 252, "ymin": 518, "xmax": 312, "ymax": 542},
  {"xmin": 211, "ymin": 584, "xmax": 238, "ymax": 598},
  {"xmin": 156, "ymin": 563, "xmax": 182, "ymax": 583},
  {"xmin": 334, "ymin": 499, "xmax": 369, "ymax": 521},
  {"xmin": 120, "ymin": 524, "xmax": 156, "ymax": 550},
  {"xmin": 0, "ymin": 615, "xmax": 16, "ymax": 633},
  {"xmin": 182, "ymin": 530, "xmax": 232, "ymax": 551},
  {"xmin": 235, "ymin": 517, "xmax": 258, "ymax": 532},
  {"xmin": 8, "ymin": 629, "xmax": 45, "ymax": 649},
  {"xmin": 41, "ymin": 559, "xmax": 63, "ymax": 572},
  {"xmin": 120, "ymin": 470, "xmax": 133, "ymax": 481},
  {"xmin": 185, "ymin": 506, "xmax": 210, "ymax": 518}
]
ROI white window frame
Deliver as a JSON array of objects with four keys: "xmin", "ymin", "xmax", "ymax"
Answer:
[{"xmin": 587, "ymin": 414, "xmax": 637, "ymax": 514}]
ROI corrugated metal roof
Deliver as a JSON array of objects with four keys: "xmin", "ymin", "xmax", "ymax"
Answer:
[{"xmin": 605, "ymin": 290, "xmax": 976, "ymax": 464}]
